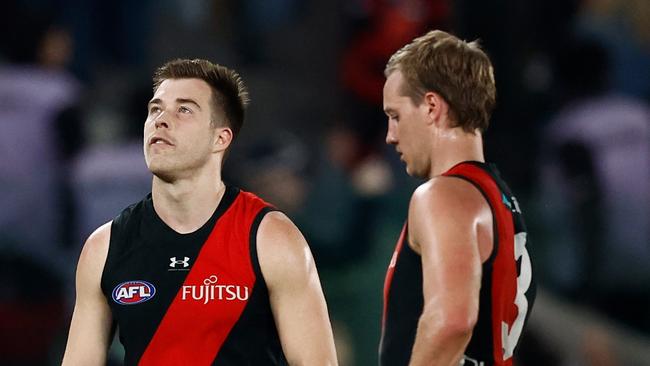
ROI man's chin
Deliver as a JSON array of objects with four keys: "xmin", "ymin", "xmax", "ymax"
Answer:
[
  {"xmin": 405, "ymin": 166, "xmax": 427, "ymax": 180},
  {"xmin": 405, "ymin": 164, "xmax": 416, "ymax": 177},
  {"xmin": 148, "ymin": 165, "xmax": 177, "ymax": 183}
]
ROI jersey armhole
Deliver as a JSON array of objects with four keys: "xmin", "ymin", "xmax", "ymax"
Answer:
[
  {"xmin": 444, "ymin": 175, "xmax": 499, "ymax": 266},
  {"xmin": 249, "ymin": 206, "xmax": 278, "ymax": 292},
  {"xmin": 92, "ymin": 221, "xmax": 118, "ymax": 334},
  {"xmin": 99, "ymin": 221, "xmax": 116, "ymax": 297}
]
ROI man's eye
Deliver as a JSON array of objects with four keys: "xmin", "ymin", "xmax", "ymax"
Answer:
[
  {"xmin": 179, "ymin": 106, "xmax": 192, "ymax": 113},
  {"xmin": 149, "ymin": 106, "xmax": 161, "ymax": 114}
]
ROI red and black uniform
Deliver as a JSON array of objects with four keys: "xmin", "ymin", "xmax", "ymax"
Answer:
[
  {"xmin": 101, "ymin": 186, "xmax": 287, "ymax": 365},
  {"xmin": 380, "ymin": 161, "xmax": 536, "ymax": 366}
]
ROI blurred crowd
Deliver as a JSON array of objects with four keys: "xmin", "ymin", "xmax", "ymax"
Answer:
[{"xmin": 0, "ymin": 0, "xmax": 649, "ymax": 365}]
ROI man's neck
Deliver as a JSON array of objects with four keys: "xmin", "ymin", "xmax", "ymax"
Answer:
[
  {"xmin": 151, "ymin": 168, "xmax": 226, "ymax": 234},
  {"xmin": 429, "ymin": 129, "xmax": 484, "ymax": 178}
]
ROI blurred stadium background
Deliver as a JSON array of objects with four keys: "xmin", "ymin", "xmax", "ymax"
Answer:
[{"xmin": 1, "ymin": 0, "xmax": 649, "ymax": 365}]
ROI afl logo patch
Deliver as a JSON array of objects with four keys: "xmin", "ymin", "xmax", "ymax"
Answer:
[{"xmin": 112, "ymin": 280, "xmax": 156, "ymax": 305}]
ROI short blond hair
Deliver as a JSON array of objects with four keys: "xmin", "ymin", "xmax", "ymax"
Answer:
[{"xmin": 385, "ymin": 30, "xmax": 496, "ymax": 133}]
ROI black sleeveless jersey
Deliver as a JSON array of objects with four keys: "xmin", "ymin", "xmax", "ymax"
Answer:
[
  {"xmin": 101, "ymin": 186, "xmax": 287, "ymax": 365},
  {"xmin": 380, "ymin": 162, "xmax": 536, "ymax": 366}
]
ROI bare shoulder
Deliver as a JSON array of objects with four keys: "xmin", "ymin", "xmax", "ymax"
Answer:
[
  {"xmin": 78, "ymin": 221, "xmax": 112, "ymax": 274},
  {"xmin": 257, "ymin": 211, "xmax": 308, "ymax": 263},
  {"xmin": 408, "ymin": 176, "xmax": 489, "ymax": 252},
  {"xmin": 256, "ymin": 211, "xmax": 314, "ymax": 288},
  {"xmin": 410, "ymin": 176, "xmax": 487, "ymax": 218}
]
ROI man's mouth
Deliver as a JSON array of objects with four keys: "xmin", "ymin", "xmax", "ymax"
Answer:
[{"xmin": 150, "ymin": 136, "xmax": 174, "ymax": 146}]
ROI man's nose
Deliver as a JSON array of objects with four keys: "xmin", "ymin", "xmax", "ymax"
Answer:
[
  {"xmin": 154, "ymin": 111, "xmax": 170, "ymax": 129},
  {"xmin": 385, "ymin": 124, "xmax": 397, "ymax": 145}
]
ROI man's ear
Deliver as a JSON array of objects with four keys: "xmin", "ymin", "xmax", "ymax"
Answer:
[
  {"xmin": 423, "ymin": 91, "xmax": 450, "ymax": 128},
  {"xmin": 214, "ymin": 127, "xmax": 233, "ymax": 152}
]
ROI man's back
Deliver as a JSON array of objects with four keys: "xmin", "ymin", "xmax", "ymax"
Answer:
[{"xmin": 380, "ymin": 162, "xmax": 535, "ymax": 366}]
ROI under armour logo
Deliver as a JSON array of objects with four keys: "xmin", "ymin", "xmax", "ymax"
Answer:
[{"xmin": 169, "ymin": 256, "xmax": 190, "ymax": 268}]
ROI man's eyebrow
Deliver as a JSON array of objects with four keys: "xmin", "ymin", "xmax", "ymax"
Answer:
[
  {"xmin": 384, "ymin": 107, "xmax": 396, "ymax": 114},
  {"xmin": 176, "ymin": 98, "xmax": 202, "ymax": 110},
  {"xmin": 147, "ymin": 98, "xmax": 202, "ymax": 110}
]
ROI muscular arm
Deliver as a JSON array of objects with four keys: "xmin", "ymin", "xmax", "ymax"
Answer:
[
  {"xmin": 408, "ymin": 178, "xmax": 490, "ymax": 366},
  {"xmin": 257, "ymin": 211, "xmax": 338, "ymax": 366},
  {"xmin": 62, "ymin": 222, "xmax": 114, "ymax": 366}
]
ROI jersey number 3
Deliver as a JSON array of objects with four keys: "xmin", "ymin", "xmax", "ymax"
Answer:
[{"xmin": 501, "ymin": 232, "xmax": 532, "ymax": 360}]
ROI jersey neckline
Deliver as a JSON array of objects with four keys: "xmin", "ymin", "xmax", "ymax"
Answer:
[{"xmin": 145, "ymin": 185, "xmax": 240, "ymax": 238}]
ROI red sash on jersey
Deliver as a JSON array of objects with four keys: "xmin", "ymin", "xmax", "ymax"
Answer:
[{"xmin": 139, "ymin": 192, "xmax": 269, "ymax": 365}]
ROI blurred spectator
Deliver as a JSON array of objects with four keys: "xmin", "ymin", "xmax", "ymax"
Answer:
[
  {"xmin": 576, "ymin": 0, "xmax": 650, "ymax": 99},
  {"xmin": 70, "ymin": 85, "xmax": 152, "ymax": 249},
  {"xmin": 297, "ymin": 124, "xmax": 387, "ymax": 266},
  {"xmin": 0, "ymin": 4, "xmax": 81, "ymax": 266},
  {"xmin": 230, "ymin": 126, "xmax": 383, "ymax": 267},
  {"xmin": 536, "ymin": 37, "xmax": 650, "ymax": 333},
  {"xmin": 341, "ymin": 0, "xmax": 450, "ymax": 106},
  {"xmin": 339, "ymin": 0, "xmax": 450, "ymax": 162},
  {"xmin": 229, "ymin": 131, "xmax": 310, "ymax": 216},
  {"xmin": 297, "ymin": 123, "xmax": 398, "ymax": 366}
]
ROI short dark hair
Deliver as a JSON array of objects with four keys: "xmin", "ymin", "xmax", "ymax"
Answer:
[
  {"xmin": 385, "ymin": 30, "xmax": 496, "ymax": 133},
  {"xmin": 153, "ymin": 59, "xmax": 250, "ymax": 138}
]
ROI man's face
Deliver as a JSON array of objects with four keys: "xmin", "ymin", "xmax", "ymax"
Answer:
[
  {"xmin": 144, "ymin": 78, "xmax": 219, "ymax": 181},
  {"xmin": 383, "ymin": 70, "xmax": 431, "ymax": 178}
]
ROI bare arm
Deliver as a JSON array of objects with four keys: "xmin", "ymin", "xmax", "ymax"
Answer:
[
  {"xmin": 407, "ymin": 178, "xmax": 489, "ymax": 366},
  {"xmin": 257, "ymin": 211, "xmax": 338, "ymax": 366},
  {"xmin": 62, "ymin": 222, "xmax": 114, "ymax": 366}
]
